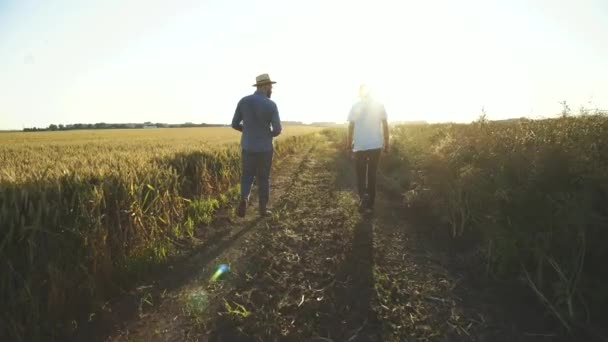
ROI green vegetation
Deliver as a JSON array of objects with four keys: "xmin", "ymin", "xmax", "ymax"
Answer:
[{"xmin": 381, "ymin": 115, "xmax": 608, "ymax": 336}]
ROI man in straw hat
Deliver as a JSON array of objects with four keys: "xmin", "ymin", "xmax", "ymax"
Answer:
[
  {"xmin": 346, "ymin": 84, "xmax": 390, "ymax": 214},
  {"xmin": 232, "ymin": 73, "xmax": 282, "ymax": 217}
]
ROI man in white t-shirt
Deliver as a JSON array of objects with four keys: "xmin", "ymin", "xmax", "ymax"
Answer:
[{"xmin": 346, "ymin": 84, "xmax": 390, "ymax": 213}]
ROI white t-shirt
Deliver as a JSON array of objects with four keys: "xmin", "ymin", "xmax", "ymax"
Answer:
[{"xmin": 348, "ymin": 98, "xmax": 387, "ymax": 152}]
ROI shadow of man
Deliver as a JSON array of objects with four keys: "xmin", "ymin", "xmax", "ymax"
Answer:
[{"xmin": 318, "ymin": 214, "xmax": 382, "ymax": 342}]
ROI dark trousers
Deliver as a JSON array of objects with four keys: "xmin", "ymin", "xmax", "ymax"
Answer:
[
  {"xmin": 354, "ymin": 149, "xmax": 381, "ymax": 206},
  {"xmin": 241, "ymin": 149, "xmax": 273, "ymax": 206}
]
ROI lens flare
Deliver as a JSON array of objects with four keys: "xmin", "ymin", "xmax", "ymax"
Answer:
[{"xmin": 210, "ymin": 264, "xmax": 229, "ymax": 281}]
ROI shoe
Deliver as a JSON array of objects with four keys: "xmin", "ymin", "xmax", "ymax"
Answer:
[
  {"xmin": 358, "ymin": 194, "xmax": 369, "ymax": 213},
  {"xmin": 367, "ymin": 199, "xmax": 375, "ymax": 212},
  {"xmin": 237, "ymin": 199, "xmax": 247, "ymax": 217},
  {"xmin": 259, "ymin": 208, "xmax": 273, "ymax": 217},
  {"xmin": 358, "ymin": 200, "xmax": 366, "ymax": 213},
  {"xmin": 259, "ymin": 201, "xmax": 272, "ymax": 217}
]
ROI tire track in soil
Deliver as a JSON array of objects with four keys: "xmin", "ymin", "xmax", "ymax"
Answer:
[
  {"xmin": 198, "ymin": 141, "xmax": 383, "ymax": 341},
  {"xmin": 69, "ymin": 142, "xmax": 317, "ymax": 342}
]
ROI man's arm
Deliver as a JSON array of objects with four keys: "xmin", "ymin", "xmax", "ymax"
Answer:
[
  {"xmin": 382, "ymin": 119, "xmax": 389, "ymax": 152},
  {"xmin": 380, "ymin": 103, "xmax": 389, "ymax": 152},
  {"xmin": 346, "ymin": 104, "xmax": 356, "ymax": 150},
  {"xmin": 231, "ymin": 101, "xmax": 243, "ymax": 132},
  {"xmin": 270, "ymin": 102, "xmax": 282, "ymax": 137},
  {"xmin": 347, "ymin": 121, "xmax": 354, "ymax": 150}
]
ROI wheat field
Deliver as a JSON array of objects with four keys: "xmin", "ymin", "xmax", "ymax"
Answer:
[
  {"xmin": 0, "ymin": 125, "xmax": 322, "ymax": 340},
  {"xmin": 0, "ymin": 126, "xmax": 321, "ymax": 183}
]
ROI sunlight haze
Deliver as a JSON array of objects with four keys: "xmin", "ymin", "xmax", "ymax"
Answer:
[{"xmin": 1, "ymin": 0, "xmax": 607, "ymax": 130}]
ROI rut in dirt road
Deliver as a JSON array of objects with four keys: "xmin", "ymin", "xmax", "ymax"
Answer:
[{"xmin": 202, "ymin": 142, "xmax": 381, "ymax": 341}]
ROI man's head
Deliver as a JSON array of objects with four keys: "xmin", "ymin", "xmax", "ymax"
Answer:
[
  {"xmin": 253, "ymin": 73, "xmax": 276, "ymax": 98},
  {"xmin": 257, "ymin": 83, "xmax": 273, "ymax": 98},
  {"xmin": 359, "ymin": 84, "xmax": 371, "ymax": 99}
]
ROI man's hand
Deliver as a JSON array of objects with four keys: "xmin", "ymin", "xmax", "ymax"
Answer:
[
  {"xmin": 345, "ymin": 141, "xmax": 353, "ymax": 159},
  {"xmin": 383, "ymin": 142, "xmax": 390, "ymax": 154},
  {"xmin": 381, "ymin": 119, "xmax": 389, "ymax": 154},
  {"xmin": 347, "ymin": 121, "xmax": 355, "ymax": 159}
]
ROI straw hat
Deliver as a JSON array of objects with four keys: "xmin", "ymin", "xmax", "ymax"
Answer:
[{"xmin": 252, "ymin": 73, "xmax": 277, "ymax": 87}]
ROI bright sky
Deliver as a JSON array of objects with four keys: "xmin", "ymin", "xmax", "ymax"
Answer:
[{"xmin": 1, "ymin": 0, "xmax": 607, "ymax": 130}]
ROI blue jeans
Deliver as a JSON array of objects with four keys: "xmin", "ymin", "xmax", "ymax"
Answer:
[{"xmin": 240, "ymin": 149, "xmax": 273, "ymax": 205}]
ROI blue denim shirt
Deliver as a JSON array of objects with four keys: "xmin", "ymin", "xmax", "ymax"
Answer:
[{"xmin": 232, "ymin": 90, "xmax": 282, "ymax": 152}]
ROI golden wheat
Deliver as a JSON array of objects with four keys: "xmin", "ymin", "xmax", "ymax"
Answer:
[{"xmin": 0, "ymin": 126, "xmax": 322, "ymax": 341}]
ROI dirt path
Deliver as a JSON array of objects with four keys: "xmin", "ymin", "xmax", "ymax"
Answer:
[
  {"xmin": 73, "ymin": 135, "xmax": 566, "ymax": 342},
  {"xmin": 68, "ymin": 143, "xmax": 314, "ymax": 342}
]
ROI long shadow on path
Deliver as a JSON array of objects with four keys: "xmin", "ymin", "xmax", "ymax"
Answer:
[
  {"xmin": 315, "ymin": 147, "xmax": 383, "ymax": 341},
  {"xmin": 69, "ymin": 215, "xmax": 264, "ymax": 342},
  {"xmin": 317, "ymin": 216, "xmax": 383, "ymax": 342}
]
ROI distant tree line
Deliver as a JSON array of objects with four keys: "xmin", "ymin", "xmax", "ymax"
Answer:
[
  {"xmin": 22, "ymin": 122, "xmax": 230, "ymax": 132},
  {"xmin": 282, "ymin": 121, "xmax": 304, "ymax": 125}
]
